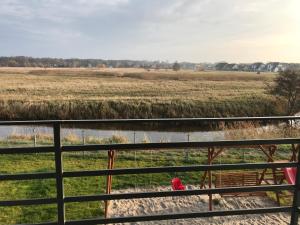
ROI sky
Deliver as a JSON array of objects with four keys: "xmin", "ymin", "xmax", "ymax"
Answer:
[{"xmin": 0, "ymin": 0, "xmax": 299, "ymax": 63}]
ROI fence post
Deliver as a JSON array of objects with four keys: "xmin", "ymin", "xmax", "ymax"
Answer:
[
  {"xmin": 184, "ymin": 133, "xmax": 190, "ymax": 162},
  {"xmin": 290, "ymin": 143, "xmax": 300, "ymax": 225},
  {"xmin": 33, "ymin": 128, "xmax": 37, "ymax": 147},
  {"xmin": 82, "ymin": 130, "xmax": 85, "ymax": 157},
  {"xmin": 54, "ymin": 123, "xmax": 65, "ymax": 225},
  {"xmin": 104, "ymin": 150, "xmax": 115, "ymax": 218}
]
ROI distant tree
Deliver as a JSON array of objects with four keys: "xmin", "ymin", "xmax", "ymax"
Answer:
[
  {"xmin": 172, "ymin": 62, "xmax": 180, "ymax": 71},
  {"xmin": 215, "ymin": 62, "xmax": 228, "ymax": 71},
  {"xmin": 269, "ymin": 69, "xmax": 300, "ymax": 115},
  {"xmin": 7, "ymin": 59, "xmax": 18, "ymax": 67}
]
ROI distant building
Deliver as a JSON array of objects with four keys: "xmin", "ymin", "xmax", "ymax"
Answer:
[
  {"xmin": 275, "ymin": 63, "xmax": 289, "ymax": 72},
  {"xmin": 194, "ymin": 64, "xmax": 205, "ymax": 71},
  {"xmin": 265, "ymin": 62, "xmax": 279, "ymax": 72},
  {"xmin": 232, "ymin": 64, "xmax": 239, "ymax": 71}
]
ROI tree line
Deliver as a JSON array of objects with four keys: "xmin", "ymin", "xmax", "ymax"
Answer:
[{"xmin": 0, "ymin": 56, "xmax": 175, "ymax": 69}]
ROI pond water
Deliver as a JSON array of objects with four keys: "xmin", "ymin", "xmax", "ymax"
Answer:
[
  {"xmin": 0, "ymin": 125, "xmax": 225, "ymax": 143},
  {"xmin": 1, "ymin": 119, "xmax": 295, "ymax": 144}
]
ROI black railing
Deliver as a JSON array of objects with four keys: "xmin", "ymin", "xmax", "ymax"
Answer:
[{"xmin": 0, "ymin": 116, "xmax": 300, "ymax": 225}]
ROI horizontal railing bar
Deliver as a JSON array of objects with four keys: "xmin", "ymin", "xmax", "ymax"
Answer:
[
  {"xmin": 65, "ymin": 206, "xmax": 292, "ymax": 224},
  {"xmin": 0, "ymin": 198, "xmax": 57, "ymax": 206},
  {"xmin": 2, "ymin": 139, "xmax": 298, "ymax": 154},
  {"xmin": 0, "ymin": 121, "xmax": 57, "ymax": 126},
  {"xmin": 0, "ymin": 116, "xmax": 300, "ymax": 126},
  {"xmin": 16, "ymin": 222, "xmax": 58, "ymax": 225},
  {"xmin": 0, "ymin": 172, "xmax": 56, "ymax": 181},
  {"xmin": 62, "ymin": 138, "xmax": 300, "ymax": 152},
  {"xmin": 64, "ymin": 184, "xmax": 294, "ymax": 203},
  {"xmin": 0, "ymin": 146, "xmax": 54, "ymax": 154},
  {"xmin": 63, "ymin": 162, "xmax": 297, "ymax": 177}
]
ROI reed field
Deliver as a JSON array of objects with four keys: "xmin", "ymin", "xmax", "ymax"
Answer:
[{"xmin": 0, "ymin": 67, "xmax": 282, "ymax": 120}]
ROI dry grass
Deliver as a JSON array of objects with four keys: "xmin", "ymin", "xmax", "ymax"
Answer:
[
  {"xmin": 224, "ymin": 122, "xmax": 300, "ymax": 140},
  {"xmin": 0, "ymin": 67, "xmax": 275, "ymax": 102},
  {"xmin": 0, "ymin": 67, "xmax": 281, "ymax": 119}
]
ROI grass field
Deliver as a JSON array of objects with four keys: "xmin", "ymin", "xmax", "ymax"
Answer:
[{"xmin": 0, "ymin": 67, "xmax": 282, "ymax": 120}]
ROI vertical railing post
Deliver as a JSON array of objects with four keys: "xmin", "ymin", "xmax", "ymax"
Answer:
[
  {"xmin": 290, "ymin": 142, "xmax": 300, "ymax": 225},
  {"xmin": 54, "ymin": 122, "xmax": 65, "ymax": 225}
]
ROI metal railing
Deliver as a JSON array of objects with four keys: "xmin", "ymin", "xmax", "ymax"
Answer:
[{"xmin": 0, "ymin": 116, "xmax": 300, "ymax": 225}]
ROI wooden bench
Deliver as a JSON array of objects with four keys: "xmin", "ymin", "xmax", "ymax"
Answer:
[{"xmin": 214, "ymin": 172, "xmax": 266, "ymax": 197}]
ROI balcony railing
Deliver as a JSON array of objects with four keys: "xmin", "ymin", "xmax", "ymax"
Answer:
[{"xmin": 0, "ymin": 116, "xmax": 299, "ymax": 225}]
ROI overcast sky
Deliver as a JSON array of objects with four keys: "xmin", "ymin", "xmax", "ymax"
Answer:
[{"xmin": 0, "ymin": 0, "xmax": 299, "ymax": 63}]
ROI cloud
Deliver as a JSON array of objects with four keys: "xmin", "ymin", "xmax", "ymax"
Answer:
[
  {"xmin": 0, "ymin": 0, "xmax": 299, "ymax": 62},
  {"xmin": 0, "ymin": 0, "xmax": 130, "ymax": 22}
]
